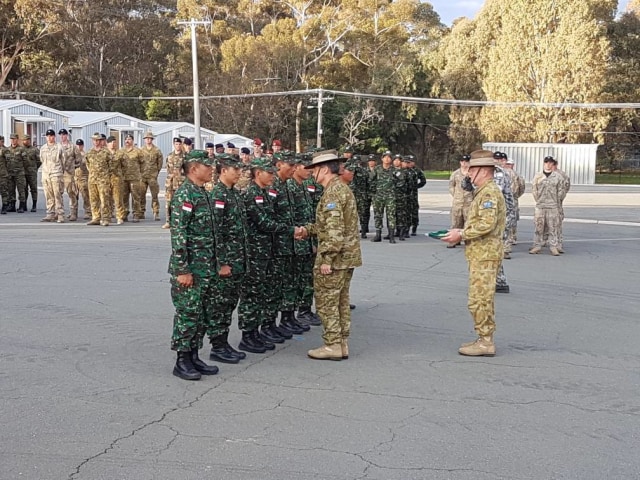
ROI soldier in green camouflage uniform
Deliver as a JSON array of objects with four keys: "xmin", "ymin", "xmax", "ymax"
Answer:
[
  {"xmin": 369, "ymin": 150, "xmax": 397, "ymax": 243},
  {"xmin": 441, "ymin": 150, "xmax": 505, "ymax": 357},
  {"xmin": 269, "ymin": 152, "xmax": 309, "ymax": 336},
  {"xmin": 207, "ymin": 154, "xmax": 250, "ymax": 364},
  {"xmin": 169, "ymin": 150, "xmax": 219, "ymax": 381},
  {"xmin": 406, "ymin": 155, "xmax": 426, "ymax": 236},
  {"xmin": 0, "ymin": 136, "xmax": 8, "ymax": 213},
  {"xmin": 21, "ymin": 135, "xmax": 40, "ymax": 212},
  {"xmin": 86, "ymin": 133, "xmax": 113, "ymax": 226},
  {"xmin": 288, "ymin": 156, "xmax": 318, "ymax": 327},
  {"xmin": 5, "ymin": 134, "xmax": 27, "ymax": 213},
  {"xmin": 162, "ymin": 138, "xmax": 185, "ymax": 229},
  {"xmin": 347, "ymin": 155, "xmax": 370, "ymax": 238},
  {"xmin": 238, "ymin": 157, "xmax": 295, "ymax": 352},
  {"xmin": 301, "ymin": 151, "xmax": 363, "ymax": 361},
  {"xmin": 391, "ymin": 154, "xmax": 410, "ymax": 240}
]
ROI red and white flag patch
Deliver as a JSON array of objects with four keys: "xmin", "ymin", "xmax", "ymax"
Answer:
[
  {"xmin": 182, "ymin": 202, "xmax": 193, "ymax": 212},
  {"xmin": 215, "ymin": 200, "xmax": 225, "ymax": 209},
  {"xmin": 255, "ymin": 196, "xmax": 264, "ymax": 205},
  {"xmin": 307, "ymin": 185, "xmax": 316, "ymax": 193},
  {"xmin": 268, "ymin": 189, "xmax": 277, "ymax": 198}
]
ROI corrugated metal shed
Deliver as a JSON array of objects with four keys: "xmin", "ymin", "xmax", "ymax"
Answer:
[
  {"xmin": 65, "ymin": 111, "xmax": 152, "ymax": 148},
  {"xmin": 0, "ymin": 100, "xmax": 71, "ymax": 146},
  {"xmin": 213, "ymin": 134, "xmax": 253, "ymax": 148},
  {"xmin": 146, "ymin": 121, "xmax": 217, "ymax": 156},
  {"xmin": 483, "ymin": 143, "xmax": 599, "ymax": 185}
]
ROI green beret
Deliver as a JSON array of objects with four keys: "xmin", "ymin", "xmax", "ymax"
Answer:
[{"xmin": 184, "ymin": 150, "xmax": 213, "ymax": 166}]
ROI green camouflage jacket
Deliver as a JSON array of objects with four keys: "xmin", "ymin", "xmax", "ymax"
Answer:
[
  {"xmin": 271, "ymin": 175, "xmax": 295, "ymax": 256},
  {"xmin": 287, "ymin": 178, "xmax": 314, "ymax": 256},
  {"xmin": 211, "ymin": 181, "xmax": 249, "ymax": 273}
]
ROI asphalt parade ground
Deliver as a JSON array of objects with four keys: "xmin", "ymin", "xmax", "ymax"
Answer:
[{"xmin": 1, "ymin": 182, "xmax": 639, "ymax": 480}]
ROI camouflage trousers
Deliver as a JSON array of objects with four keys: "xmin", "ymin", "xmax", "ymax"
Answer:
[
  {"xmin": 75, "ymin": 173, "xmax": 91, "ymax": 217},
  {"xmin": 238, "ymin": 257, "xmax": 271, "ymax": 331},
  {"xmin": 467, "ymin": 259, "xmax": 500, "ymax": 337},
  {"xmin": 109, "ymin": 176, "xmax": 125, "ymax": 221},
  {"xmin": 170, "ymin": 275, "xmax": 214, "ymax": 352},
  {"xmin": 395, "ymin": 194, "xmax": 409, "ymax": 228},
  {"xmin": 206, "ymin": 272, "xmax": 244, "ymax": 339},
  {"xmin": 63, "ymin": 172, "xmax": 78, "ymax": 215},
  {"xmin": 89, "ymin": 179, "xmax": 112, "ymax": 223},
  {"xmin": 165, "ymin": 186, "xmax": 175, "ymax": 223},
  {"xmin": 363, "ymin": 196, "xmax": 372, "ymax": 231},
  {"xmin": 373, "ymin": 194, "xmax": 396, "ymax": 230},
  {"xmin": 533, "ymin": 207, "xmax": 560, "ymax": 248},
  {"xmin": 140, "ymin": 176, "xmax": 160, "ymax": 216},
  {"xmin": 42, "ymin": 175, "xmax": 64, "ymax": 218},
  {"xmin": 354, "ymin": 193, "xmax": 369, "ymax": 233},
  {"xmin": 7, "ymin": 173, "xmax": 26, "ymax": 203},
  {"xmin": 0, "ymin": 176, "xmax": 7, "ymax": 204},
  {"xmin": 410, "ymin": 191, "xmax": 419, "ymax": 227},
  {"xmin": 450, "ymin": 202, "xmax": 469, "ymax": 230},
  {"xmin": 274, "ymin": 256, "xmax": 297, "ymax": 312},
  {"xmin": 294, "ymin": 254, "xmax": 314, "ymax": 308},
  {"xmin": 544, "ymin": 204, "xmax": 565, "ymax": 249},
  {"xmin": 314, "ymin": 267, "xmax": 354, "ymax": 345},
  {"xmin": 23, "ymin": 173, "xmax": 38, "ymax": 206},
  {"xmin": 496, "ymin": 263, "xmax": 508, "ymax": 288},
  {"xmin": 122, "ymin": 180, "xmax": 143, "ymax": 219}
]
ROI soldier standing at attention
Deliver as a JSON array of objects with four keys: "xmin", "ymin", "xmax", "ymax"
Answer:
[
  {"xmin": 86, "ymin": 132, "xmax": 113, "ymax": 227},
  {"xmin": 552, "ymin": 161, "xmax": 570, "ymax": 253},
  {"xmin": 238, "ymin": 158, "xmax": 295, "ymax": 351},
  {"xmin": 139, "ymin": 131, "xmax": 163, "ymax": 221},
  {"xmin": 269, "ymin": 152, "xmax": 308, "ymax": 336},
  {"xmin": 168, "ymin": 150, "xmax": 219, "ymax": 381},
  {"xmin": 118, "ymin": 134, "xmax": 143, "ymax": 222},
  {"xmin": 299, "ymin": 151, "xmax": 363, "ymax": 361},
  {"xmin": 0, "ymin": 135, "xmax": 8, "ymax": 214},
  {"xmin": 448, "ymin": 155, "xmax": 473, "ymax": 248},
  {"xmin": 207, "ymin": 155, "xmax": 250, "ymax": 364},
  {"xmin": 21, "ymin": 135, "xmax": 40, "ymax": 212},
  {"xmin": 504, "ymin": 158, "xmax": 525, "ymax": 246},
  {"xmin": 39, "ymin": 129, "xmax": 65, "ymax": 222},
  {"xmin": 106, "ymin": 136, "xmax": 125, "ymax": 224},
  {"xmin": 407, "ymin": 155, "xmax": 426, "ymax": 236},
  {"xmin": 74, "ymin": 139, "xmax": 91, "ymax": 220},
  {"xmin": 441, "ymin": 150, "xmax": 505, "ymax": 357},
  {"xmin": 530, "ymin": 156, "xmax": 562, "ymax": 256},
  {"xmin": 369, "ymin": 150, "xmax": 397, "ymax": 243},
  {"xmin": 391, "ymin": 154, "xmax": 409, "ymax": 240},
  {"xmin": 348, "ymin": 153, "xmax": 370, "ymax": 239},
  {"xmin": 234, "ymin": 147, "xmax": 253, "ymax": 194},
  {"xmin": 58, "ymin": 129, "xmax": 79, "ymax": 221},
  {"xmin": 162, "ymin": 137, "xmax": 185, "ymax": 229},
  {"xmin": 6, "ymin": 134, "xmax": 27, "ymax": 213}
]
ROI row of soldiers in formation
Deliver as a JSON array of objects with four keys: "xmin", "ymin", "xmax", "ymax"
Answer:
[{"xmin": 447, "ymin": 150, "xmax": 571, "ymax": 295}]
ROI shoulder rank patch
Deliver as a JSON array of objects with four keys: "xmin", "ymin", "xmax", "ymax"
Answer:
[
  {"xmin": 255, "ymin": 196, "xmax": 264, "ymax": 204},
  {"xmin": 307, "ymin": 185, "xmax": 316, "ymax": 193},
  {"xmin": 326, "ymin": 202, "xmax": 336, "ymax": 210},
  {"xmin": 268, "ymin": 189, "xmax": 277, "ymax": 198},
  {"xmin": 215, "ymin": 200, "xmax": 225, "ymax": 209},
  {"xmin": 182, "ymin": 202, "xmax": 193, "ymax": 212},
  {"xmin": 482, "ymin": 201, "xmax": 494, "ymax": 209}
]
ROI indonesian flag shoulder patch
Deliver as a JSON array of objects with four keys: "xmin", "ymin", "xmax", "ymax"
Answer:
[
  {"xmin": 182, "ymin": 202, "xmax": 193, "ymax": 212},
  {"xmin": 255, "ymin": 196, "xmax": 264, "ymax": 205},
  {"xmin": 307, "ymin": 185, "xmax": 316, "ymax": 193},
  {"xmin": 268, "ymin": 189, "xmax": 277, "ymax": 198},
  {"xmin": 215, "ymin": 200, "xmax": 225, "ymax": 209}
]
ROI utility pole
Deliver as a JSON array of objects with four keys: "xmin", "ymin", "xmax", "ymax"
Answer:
[
  {"xmin": 316, "ymin": 88, "xmax": 324, "ymax": 149},
  {"xmin": 178, "ymin": 18, "xmax": 210, "ymax": 149}
]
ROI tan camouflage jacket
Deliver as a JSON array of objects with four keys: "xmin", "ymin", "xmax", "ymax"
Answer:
[
  {"xmin": 461, "ymin": 179, "xmax": 506, "ymax": 262},
  {"xmin": 305, "ymin": 176, "xmax": 363, "ymax": 270},
  {"xmin": 86, "ymin": 147, "xmax": 112, "ymax": 182},
  {"xmin": 449, "ymin": 168, "xmax": 473, "ymax": 206},
  {"xmin": 165, "ymin": 151, "xmax": 185, "ymax": 191},
  {"xmin": 140, "ymin": 145, "xmax": 163, "ymax": 180},
  {"xmin": 532, "ymin": 171, "xmax": 562, "ymax": 209},
  {"xmin": 59, "ymin": 142, "xmax": 79, "ymax": 175},
  {"xmin": 119, "ymin": 147, "xmax": 144, "ymax": 182}
]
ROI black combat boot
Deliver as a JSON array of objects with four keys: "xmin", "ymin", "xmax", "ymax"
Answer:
[
  {"xmin": 297, "ymin": 306, "xmax": 322, "ymax": 326},
  {"xmin": 223, "ymin": 331, "xmax": 246, "ymax": 359},
  {"xmin": 404, "ymin": 227, "xmax": 411, "ymax": 239},
  {"xmin": 371, "ymin": 229, "xmax": 382, "ymax": 242},
  {"xmin": 238, "ymin": 330, "xmax": 267, "ymax": 354},
  {"xmin": 1, "ymin": 204, "xmax": 6, "ymax": 215},
  {"xmin": 209, "ymin": 335, "xmax": 240, "ymax": 364},
  {"xmin": 173, "ymin": 351, "xmax": 202, "ymax": 380},
  {"xmin": 388, "ymin": 228, "xmax": 396, "ymax": 244},
  {"xmin": 360, "ymin": 226, "xmax": 367, "ymax": 239},
  {"xmin": 395, "ymin": 228, "xmax": 401, "ymax": 237},
  {"xmin": 261, "ymin": 322, "xmax": 286, "ymax": 343},
  {"xmin": 271, "ymin": 317, "xmax": 294, "ymax": 339},
  {"xmin": 411, "ymin": 226, "xmax": 417, "ymax": 236},
  {"xmin": 279, "ymin": 311, "xmax": 306, "ymax": 334},
  {"xmin": 398, "ymin": 226, "xmax": 405, "ymax": 241},
  {"xmin": 289, "ymin": 311, "xmax": 310, "ymax": 331},
  {"xmin": 31, "ymin": 201, "xmax": 37, "ymax": 213},
  {"xmin": 17, "ymin": 201, "xmax": 25, "ymax": 213},
  {"xmin": 254, "ymin": 330, "xmax": 275, "ymax": 350},
  {"xmin": 7, "ymin": 203, "xmax": 16, "ymax": 212},
  {"xmin": 191, "ymin": 348, "xmax": 219, "ymax": 375}
]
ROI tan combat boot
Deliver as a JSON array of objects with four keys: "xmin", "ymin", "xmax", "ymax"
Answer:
[
  {"xmin": 86, "ymin": 219, "xmax": 100, "ymax": 225},
  {"xmin": 69, "ymin": 209, "xmax": 78, "ymax": 222},
  {"xmin": 458, "ymin": 335, "xmax": 496, "ymax": 356},
  {"xmin": 529, "ymin": 246, "xmax": 541, "ymax": 254},
  {"xmin": 550, "ymin": 247, "xmax": 560, "ymax": 256},
  {"xmin": 57, "ymin": 215, "xmax": 65, "ymax": 223},
  {"xmin": 307, "ymin": 344, "xmax": 342, "ymax": 361},
  {"xmin": 41, "ymin": 215, "xmax": 55, "ymax": 222},
  {"xmin": 162, "ymin": 222, "xmax": 170, "ymax": 229},
  {"xmin": 154, "ymin": 212, "xmax": 161, "ymax": 221},
  {"xmin": 341, "ymin": 339, "xmax": 349, "ymax": 359}
]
